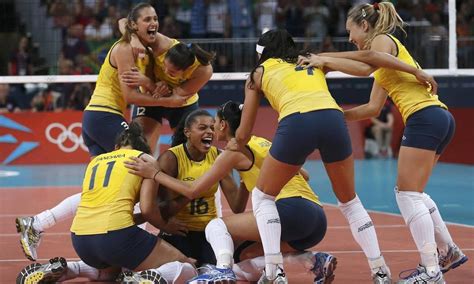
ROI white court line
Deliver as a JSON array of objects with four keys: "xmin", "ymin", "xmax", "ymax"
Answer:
[
  {"xmin": 2, "ymin": 222, "xmax": 474, "ymax": 238},
  {"xmin": 2, "ymin": 248, "xmax": 474, "ymax": 263},
  {"xmin": 0, "ymin": 185, "xmax": 81, "ymax": 190}
]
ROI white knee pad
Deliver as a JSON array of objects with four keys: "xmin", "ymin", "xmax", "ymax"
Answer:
[
  {"xmin": 395, "ymin": 188, "xmax": 429, "ymax": 226},
  {"xmin": 205, "ymin": 218, "xmax": 229, "ymax": 243},
  {"xmin": 338, "ymin": 195, "xmax": 367, "ymax": 221},
  {"xmin": 251, "ymin": 188, "xmax": 276, "ymax": 215}
]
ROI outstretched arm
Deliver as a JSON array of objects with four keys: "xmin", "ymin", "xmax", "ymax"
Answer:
[
  {"xmin": 298, "ymin": 54, "xmax": 375, "ymax": 76},
  {"xmin": 319, "ymin": 50, "xmax": 436, "ymax": 94},
  {"xmin": 344, "ymin": 81, "xmax": 388, "ymax": 121},
  {"xmin": 230, "ymin": 69, "xmax": 263, "ymax": 150}
]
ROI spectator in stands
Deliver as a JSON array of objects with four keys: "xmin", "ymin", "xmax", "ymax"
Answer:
[
  {"xmin": 277, "ymin": 0, "xmax": 305, "ymax": 37},
  {"xmin": 206, "ymin": 0, "xmax": 230, "ymax": 38},
  {"xmin": 84, "ymin": 15, "xmax": 113, "ymax": 41},
  {"xmin": 255, "ymin": 0, "xmax": 278, "ymax": 35},
  {"xmin": 364, "ymin": 100, "xmax": 394, "ymax": 159},
  {"xmin": 0, "ymin": 84, "xmax": 20, "ymax": 113},
  {"xmin": 8, "ymin": 36, "xmax": 33, "ymax": 76},
  {"xmin": 31, "ymin": 87, "xmax": 58, "ymax": 112},
  {"xmin": 303, "ymin": 0, "xmax": 329, "ymax": 40},
  {"xmin": 160, "ymin": 16, "xmax": 182, "ymax": 38},
  {"xmin": 228, "ymin": 0, "xmax": 255, "ymax": 71},
  {"xmin": 62, "ymin": 23, "xmax": 90, "ymax": 63},
  {"xmin": 189, "ymin": 0, "xmax": 207, "ymax": 38}
]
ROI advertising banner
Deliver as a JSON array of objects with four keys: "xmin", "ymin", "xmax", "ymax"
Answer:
[{"xmin": 1, "ymin": 112, "xmax": 90, "ymax": 164}]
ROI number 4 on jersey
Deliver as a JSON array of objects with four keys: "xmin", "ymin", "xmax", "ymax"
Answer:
[{"xmin": 295, "ymin": 66, "xmax": 314, "ymax": 75}]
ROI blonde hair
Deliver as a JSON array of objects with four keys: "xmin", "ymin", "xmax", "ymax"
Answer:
[{"xmin": 347, "ymin": 1, "xmax": 406, "ymax": 49}]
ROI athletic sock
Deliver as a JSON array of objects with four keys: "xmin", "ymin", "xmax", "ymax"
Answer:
[{"xmin": 34, "ymin": 193, "xmax": 81, "ymax": 231}]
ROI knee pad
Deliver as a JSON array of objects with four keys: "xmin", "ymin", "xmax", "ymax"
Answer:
[
  {"xmin": 251, "ymin": 188, "xmax": 276, "ymax": 215},
  {"xmin": 338, "ymin": 195, "xmax": 367, "ymax": 221},
  {"xmin": 205, "ymin": 218, "xmax": 229, "ymax": 242},
  {"xmin": 395, "ymin": 188, "xmax": 429, "ymax": 226}
]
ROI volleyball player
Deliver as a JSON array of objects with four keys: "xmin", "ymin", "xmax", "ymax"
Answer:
[
  {"xmin": 125, "ymin": 101, "xmax": 337, "ymax": 284},
  {"xmin": 118, "ymin": 17, "xmax": 214, "ymax": 154},
  {"xmin": 16, "ymin": 122, "xmax": 196, "ymax": 284},
  {"xmin": 15, "ymin": 3, "xmax": 184, "ymax": 262},
  {"xmin": 222, "ymin": 29, "xmax": 392, "ymax": 283},
  {"xmin": 143, "ymin": 109, "xmax": 243, "ymax": 267},
  {"xmin": 298, "ymin": 2, "xmax": 467, "ymax": 283}
]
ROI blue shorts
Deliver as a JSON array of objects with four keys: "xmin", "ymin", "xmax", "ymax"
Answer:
[
  {"xmin": 132, "ymin": 102, "xmax": 199, "ymax": 129},
  {"xmin": 270, "ymin": 110, "xmax": 352, "ymax": 165},
  {"xmin": 234, "ymin": 197, "xmax": 326, "ymax": 261},
  {"xmin": 71, "ymin": 225, "xmax": 158, "ymax": 270},
  {"xmin": 402, "ymin": 106, "xmax": 455, "ymax": 154},
  {"xmin": 82, "ymin": 110, "xmax": 128, "ymax": 156},
  {"xmin": 159, "ymin": 230, "xmax": 215, "ymax": 266},
  {"xmin": 277, "ymin": 197, "xmax": 327, "ymax": 251}
]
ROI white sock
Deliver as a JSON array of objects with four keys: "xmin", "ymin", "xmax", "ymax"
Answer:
[
  {"xmin": 252, "ymin": 188, "xmax": 283, "ymax": 279},
  {"xmin": 134, "ymin": 203, "xmax": 147, "ymax": 230},
  {"xmin": 34, "ymin": 193, "xmax": 81, "ymax": 231},
  {"xmin": 60, "ymin": 260, "xmax": 116, "ymax": 281},
  {"xmin": 338, "ymin": 195, "xmax": 383, "ymax": 261},
  {"xmin": 233, "ymin": 256, "xmax": 265, "ymax": 282},
  {"xmin": 205, "ymin": 218, "xmax": 234, "ymax": 268},
  {"xmin": 154, "ymin": 261, "xmax": 196, "ymax": 284},
  {"xmin": 421, "ymin": 192, "xmax": 454, "ymax": 256},
  {"xmin": 396, "ymin": 189, "xmax": 439, "ymax": 275}
]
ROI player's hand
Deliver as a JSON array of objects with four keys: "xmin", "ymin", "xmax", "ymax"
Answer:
[
  {"xmin": 152, "ymin": 81, "xmax": 171, "ymax": 97},
  {"xmin": 120, "ymin": 67, "xmax": 144, "ymax": 88},
  {"xmin": 225, "ymin": 138, "xmax": 242, "ymax": 151},
  {"xmin": 130, "ymin": 34, "xmax": 146, "ymax": 59},
  {"xmin": 124, "ymin": 156, "xmax": 159, "ymax": 179},
  {"xmin": 414, "ymin": 69, "xmax": 438, "ymax": 95},
  {"xmin": 162, "ymin": 218, "xmax": 188, "ymax": 236},
  {"xmin": 297, "ymin": 54, "xmax": 326, "ymax": 69}
]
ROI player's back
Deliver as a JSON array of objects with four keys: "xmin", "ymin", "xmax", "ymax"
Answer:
[
  {"xmin": 260, "ymin": 58, "xmax": 341, "ymax": 120},
  {"xmin": 71, "ymin": 148, "xmax": 144, "ymax": 235}
]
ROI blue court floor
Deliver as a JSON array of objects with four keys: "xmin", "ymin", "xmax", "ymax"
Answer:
[{"xmin": 1, "ymin": 159, "xmax": 473, "ymax": 226}]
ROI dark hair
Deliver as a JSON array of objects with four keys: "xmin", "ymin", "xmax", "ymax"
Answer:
[
  {"xmin": 217, "ymin": 101, "xmax": 242, "ymax": 136},
  {"xmin": 115, "ymin": 121, "xmax": 151, "ymax": 154},
  {"xmin": 171, "ymin": 109, "xmax": 213, "ymax": 147},
  {"xmin": 165, "ymin": 43, "xmax": 215, "ymax": 70},
  {"xmin": 249, "ymin": 29, "xmax": 299, "ymax": 87},
  {"xmin": 347, "ymin": 2, "xmax": 406, "ymax": 49},
  {"xmin": 122, "ymin": 2, "xmax": 154, "ymax": 43}
]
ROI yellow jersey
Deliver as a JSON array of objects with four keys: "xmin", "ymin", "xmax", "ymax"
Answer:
[
  {"xmin": 373, "ymin": 35, "xmax": 447, "ymax": 123},
  {"xmin": 260, "ymin": 58, "xmax": 341, "ymax": 120},
  {"xmin": 238, "ymin": 136, "xmax": 321, "ymax": 205},
  {"xmin": 153, "ymin": 39, "xmax": 200, "ymax": 106},
  {"xmin": 71, "ymin": 148, "xmax": 145, "ymax": 235},
  {"xmin": 168, "ymin": 144, "xmax": 219, "ymax": 231},
  {"xmin": 85, "ymin": 40, "xmax": 151, "ymax": 116}
]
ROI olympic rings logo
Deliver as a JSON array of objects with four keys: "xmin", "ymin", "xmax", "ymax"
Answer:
[{"xmin": 45, "ymin": 122, "xmax": 88, "ymax": 153}]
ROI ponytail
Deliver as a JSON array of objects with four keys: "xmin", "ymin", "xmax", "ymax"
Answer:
[
  {"xmin": 217, "ymin": 101, "xmax": 243, "ymax": 136},
  {"xmin": 166, "ymin": 43, "xmax": 216, "ymax": 70},
  {"xmin": 347, "ymin": 1, "xmax": 406, "ymax": 49},
  {"xmin": 115, "ymin": 121, "xmax": 151, "ymax": 154}
]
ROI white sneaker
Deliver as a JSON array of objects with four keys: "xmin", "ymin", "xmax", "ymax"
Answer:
[
  {"xmin": 397, "ymin": 265, "xmax": 445, "ymax": 284},
  {"xmin": 257, "ymin": 267, "xmax": 288, "ymax": 284},
  {"xmin": 439, "ymin": 244, "xmax": 468, "ymax": 273}
]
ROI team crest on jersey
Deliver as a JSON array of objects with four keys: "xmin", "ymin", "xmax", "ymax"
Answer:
[{"xmin": 183, "ymin": 177, "xmax": 195, "ymax": 181}]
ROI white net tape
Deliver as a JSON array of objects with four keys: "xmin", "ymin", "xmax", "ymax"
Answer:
[{"xmin": 0, "ymin": 70, "xmax": 473, "ymax": 85}]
